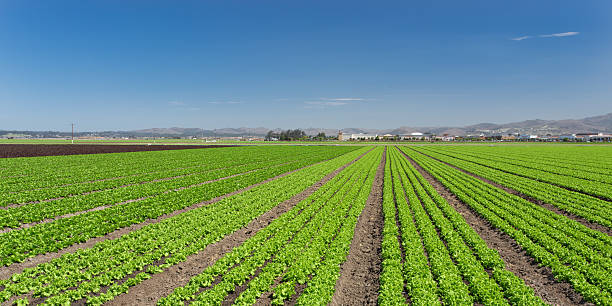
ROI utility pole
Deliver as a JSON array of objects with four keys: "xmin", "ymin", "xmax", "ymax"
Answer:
[{"xmin": 71, "ymin": 123, "xmax": 74, "ymax": 144}]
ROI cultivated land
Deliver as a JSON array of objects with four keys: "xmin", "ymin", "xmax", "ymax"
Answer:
[
  {"xmin": 0, "ymin": 144, "xmax": 610, "ymax": 305},
  {"xmin": 0, "ymin": 144, "xmax": 239, "ymax": 158}
]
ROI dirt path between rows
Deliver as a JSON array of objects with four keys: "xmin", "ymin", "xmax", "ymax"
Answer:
[
  {"xmin": 398, "ymin": 148, "xmax": 589, "ymax": 306},
  {"xmin": 0, "ymin": 153, "xmax": 361, "ymax": 281},
  {"xmin": 107, "ymin": 150, "xmax": 372, "ymax": 306},
  {"xmin": 330, "ymin": 148, "xmax": 385, "ymax": 305},
  {"xmin": 412, "ymin": 148, "xmax": 612, "ymax": 236}
]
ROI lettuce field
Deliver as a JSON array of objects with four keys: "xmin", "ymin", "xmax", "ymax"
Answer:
[{"xmin": 0, "ymin": 144, "xmax": 610, "ymax": 305}]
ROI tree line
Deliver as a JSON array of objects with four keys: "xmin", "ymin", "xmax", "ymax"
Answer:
[{"xmin": 265, "ymin": 129, "xmax": 329, "ymax": 141}]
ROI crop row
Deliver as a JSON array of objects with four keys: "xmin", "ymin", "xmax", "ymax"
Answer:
[
  {"xmin": 0, "ymin": 147, "xmax": 362, "ymax": 267},
  {"xmin": 379, "ymin": 147, "xmax": 542, "ymax": 305},
  {"xmin": 0, "ymin": 147, "xmax": 236, "ymax": 190},
  {"xmin": 412, "ymin": 146, "xmax": 612, "ymax": 228},
  {"xmin": 414, "ymin": 146, "xmax": 612, "ymax": 200},
  {"xmin": 0, "ymin": 149, "xmax": 323, "ymax": 229},
  {"xmin": 158, "ymin": 147, "xmax": 382, "ymax": 305},
  {"xmin": 0, "ymin": 146, "xmax": 321, "ymax": 206},
  {"xmin": 402, "ymin": 147, "xmax": 612, "ymax": 305},
  {"xmin": 429, "ymin": 146, "xmax": 612, "ymax": 185},
  {"xmin": 0, "ymin": 146, "xmax": 336, "ymax": 193},
  {"xmin": 0, "ymin": 147, "xmax": 372, "ymax": 305},
  {"xmin": 463, "ymin": 146, "xmax": 612, "ymax": 170}
]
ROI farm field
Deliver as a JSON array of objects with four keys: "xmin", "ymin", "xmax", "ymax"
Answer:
[
  {"xmin": 0, "ymin": 144, "xmax": 610, "ymax": 305},
  {"xmin": 0, "ymin": 144, "xmax": 240, "ymax": 158}
]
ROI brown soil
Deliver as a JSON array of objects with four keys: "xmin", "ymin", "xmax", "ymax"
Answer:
[
  {"xmin": 415, "ymin": 149, "xmax": 612, "ymax": 236},
  {"xmin": 330, "ymin": 148, "xmax": 385, "ymax": 305},
  {"xmin": 399, "ymin": 149, "xmax": 589, "ymax": 305},
  {"xmin": 0, "ymin": 144, "xmax": 237, "ymax": 158},
  {"xmin": 107, "ymin": 149, "xmax": 371, "ymax": 306},
  {"xmin": 0, "ymin": 156, "xmax": 341, "ymax": 281}
]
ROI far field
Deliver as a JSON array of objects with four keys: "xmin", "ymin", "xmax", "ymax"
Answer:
[{"xmin": 0, "ymin": 144, "xmax": 610, "ymax": 305}]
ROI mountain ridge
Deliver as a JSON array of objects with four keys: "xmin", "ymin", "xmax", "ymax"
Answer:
[{"xmin": 2, "ymin": 113, "xmax": 611, "ymax": 137}]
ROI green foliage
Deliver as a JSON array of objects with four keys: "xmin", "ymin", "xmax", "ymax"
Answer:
[{"xmin": 402, "ymin": 146, "xmax": 612, "ymax": 305}]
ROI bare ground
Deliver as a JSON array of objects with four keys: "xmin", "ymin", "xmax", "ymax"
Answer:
[
  {"xmin": 398, "ymin": 148, "xmax": 589, "ymax": 306},
  {"xmin": 0, "ymin": 155, "xmax": 346, "ymax": 281},
  {"xmin": 107, "ymin": 149, "xmax": 371, "ymax": 306},
  {"xmin": 0, "ymin": 144, "xmax": 237, "ymax": 158},
  {"xmin": 329, "ymin": 148, "xmax": 385, "ymax": 305}
]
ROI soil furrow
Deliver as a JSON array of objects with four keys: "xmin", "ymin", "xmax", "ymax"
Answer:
[
  {"xmin": 106, "ymin": 149, "xmax": 372, "ymax": 306},
  {"xmin": 412, "ymin": 148, "xmax": 612, "ymax": 236},
  {"xmin": 399, "ymin": 148, "xmax": 589, "ymax": 305},
  {"xmin": 330, "ymin": 147, "xmax": 385, "ymax": 305}
]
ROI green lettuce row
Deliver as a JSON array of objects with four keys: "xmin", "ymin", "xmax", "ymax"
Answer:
[
  {"xmin": 0, "ymin": 147, "xmax": 318, "ymax": 206},
  {"xmin": 1, "ymin": 146, "xmax": 348, "ymax": 193},
  {"xmin": 413, "ymin": 146, "xmax": 612, "ymax": 229},
  {"xmin": 387, "ymin": 147, "xmax": 440, "ymax": 305},
  {"xmin": 407, "ymin": 150, "xmax": 612, "ymax": 283},
  {"xmin": 158, "ymin": 147, "xmax": 379, "ymax": 305},
  {"xmin": 0, "ymin": 150, "xmax": 317, "ymax": 228},
  {"xmin": 405, "ymin": 148, "xmax": 612, "ymax": 263},
  {"xmin": 238, "ymin": 148, "xmax": 382, "ymax": 305},
  {"xmin": 431, "ymin": 146, "xmax": 612, "ymax": 185},
  {"xmin": 294, "ymin": 148, "xmax": 382, "ymax": 305},
  {"xmin": 0, "ymin": 147, "xmax": 248, "ymax": 191},
  {"xmin": 405, "ymin": 149, "xmax": 612, "ymax": 305},
  {"xmin": 390, "ymin": 147, "xmax": 474, "ymax": 305},
  {"xmin": 416, "ymin": 146, "xmax": 612, "ymax": 201},
  {"xmin": 396, "ymin": 147, "xmax": 544, "ymax": 305},
  {"xmin": 377, "ymin": 149, "xmax": 408, "ymax": 305},
  {"xmin": 0, "ymin": 148, "xmax": 362, "ymax": 267},
  {"xmin": 432, "ymin": 145, "xmax": 612, "ymax": 174},
  {"xmin": 394, "ymin": 147, "xmax": 543, "ymax": 305},
  {"xmin": 0, "ymin": 147, "xmax": 371, "ymax": 305}
]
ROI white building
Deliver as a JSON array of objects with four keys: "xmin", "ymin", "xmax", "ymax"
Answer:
[{"xmin": 349, "ymin": 133, "xmax": 378, "ymax": 140}]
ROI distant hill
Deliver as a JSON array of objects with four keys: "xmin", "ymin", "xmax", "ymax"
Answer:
[{"xmin": 2, "ymin": 113, "xmax": 611, "ymax": 138}]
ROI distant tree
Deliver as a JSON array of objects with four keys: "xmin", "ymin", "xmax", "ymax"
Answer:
[
  {"xmin": 277, "ymin": 129, "xmax": 306, "ymax": 141},
  {"xmin": 314, "ymin": 132, "xmax": 326, "ymax": 141},
  {"xmin": 265, "ymin": 131, "xmax": 274, "ymax": 141}
]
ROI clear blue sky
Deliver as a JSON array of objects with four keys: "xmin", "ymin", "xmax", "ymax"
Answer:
[{"xmin": 1, "ymin": 1, "xmax": 610, "ymax": 131}]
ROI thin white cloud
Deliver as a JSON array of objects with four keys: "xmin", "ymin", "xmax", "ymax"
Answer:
[
  {"xmin": 305, "ymin": 101, "xmax": 349, "ymax": 107},
  {"xmin": 539, "ymin": 31, "xmax": 579, "ymax": 38},
  {"xmin": 322, "ymin": 98, "xmax": 364, "ymax": 101},
  {"xmin": 511, "ymin": 31, "xmax": 579, "ymax": 41},
  {"xmin": 510, "ymin": 35, "xmax": 531, "ymax": 41},
  {"xmin": 208, "ymin": 101, "xmax": 243, "ymax": 105}
]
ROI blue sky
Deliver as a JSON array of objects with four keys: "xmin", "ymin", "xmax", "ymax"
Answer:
[{"xmin": 1, "ymin": 1, "xmax": 610, "ymax": 131}]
